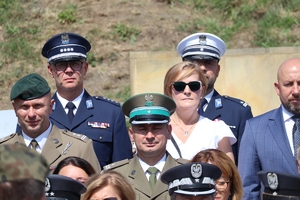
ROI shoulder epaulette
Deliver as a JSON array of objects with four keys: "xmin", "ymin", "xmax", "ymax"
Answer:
[
  {"xmin": 103, "ymin": 159, "xmax": 130, "ymax": 171},
  {"xmin": 223, "ymin": 95, "xmax": 249, "ymax": 108},
  {"xmin": 176, "ymin": 158, "xmax": 189, "ymax": 164},
  {"xmin": 61, "ymin": 129, "xmax": 89, "ymax": 142},
  {"xmin": 93, "ymin": 96, "xmax": 121, "ymax": 107},
  {"xmin": 0, "ymin": 133, "xmax": 17, "ymax": 143}
]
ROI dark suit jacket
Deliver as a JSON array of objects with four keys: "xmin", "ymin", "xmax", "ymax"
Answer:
[
  {"xmin": 199, "ymin": 90, "xmax": 253, "ymax": 164},
  {"xmin": 103, "ymin": 154, "xmax": 187, "ymax": 200},
  {"xmin": 50, "ymin": 90, "xmax": 133, "ymax": 167},
  {"xmin": 0, "ymin": 125, "xmax": 101, "ymax": 173},
  {"xmin": 238, "ymin": 107, "xmax": 300, "ymax": 200}
]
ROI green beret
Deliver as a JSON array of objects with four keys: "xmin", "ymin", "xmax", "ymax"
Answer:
[
  {"xmin": 122, "ymin": 93, "xmax": 176, "ymax": 124},
  {"xmin": 0, "ymin": 144, "xmax": 49, "ymax": 183},
  {"xmin": 10, "ymin": 73, "xmax": 50, "ymax": 101}
]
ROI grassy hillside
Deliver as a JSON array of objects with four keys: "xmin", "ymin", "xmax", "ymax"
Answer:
[{"xmin": 0, "ymin": 0, "xmax": 300, "ymax": 109}]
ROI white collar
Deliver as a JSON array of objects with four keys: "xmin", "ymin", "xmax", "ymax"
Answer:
[
  {"xmin": 23, "ymin": 123, "xmax": 52, "ymax": 153},
  {"xmin": 56, "ymin": 89, "xmax": 84, "ymax": 111},
  {"xmin": 281, "ymin": 105, "xmax": 295, "ymax": 122},
  {"xmin": 139, "ymin": 153, "xmax": 166, "ymax": 173},
  {"xmin": 204, "ymin": 89, "xmax": 214, "ymax": 103}
]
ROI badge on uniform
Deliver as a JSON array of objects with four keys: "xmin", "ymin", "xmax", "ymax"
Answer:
[
  {"xmin": 86, "ymin": 99, "xmax": 93, "ymax": 109},
  {"xmin": 199, "ymin": 35, "xmax": 207, "ymax": 45},
  {"xmin": 52, "ymin": 101, "xmax": 56, "ymax": 110},
  {"xmin": 61, "ymin": 33, "xmax": 70, "ymax": 44},
  {"xmin": 45, "ymin": 177, "xmax": 54, "ymax": 196},
  {"xmin": 215, "ymin": 98, "xmax": 223, "ymax": 109},
  {"xmin": 191, "ymin": 163, "xmax": 202, "ymax": 179},
  {"xmin": 267, "ymin": 172, "xmax": 278, "ymax": 190},
  {"xmin": 88, "ymin": 122, "xmax": 110, "ymax": 129}
]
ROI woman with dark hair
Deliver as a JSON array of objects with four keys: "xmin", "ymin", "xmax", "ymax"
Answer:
[
  {"xmin": 53, "ymin": 156, "xmax": 96, "ymax": 184},
  {"xmin": 190, "ymin": 149, "xmax": 243, "ymax": 200}
]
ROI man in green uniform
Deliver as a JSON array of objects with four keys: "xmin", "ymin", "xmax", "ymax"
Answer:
[
  {"xmin": 103, "ymin": 93, "xmax": 188, "ymax": 200},
  {"xmin": 0, "ymin": 143, "xmax": 49, "ymax": 200},
  {"xmin": 0, "ymin": 73, "xmax": 101, "ymax": 173}
]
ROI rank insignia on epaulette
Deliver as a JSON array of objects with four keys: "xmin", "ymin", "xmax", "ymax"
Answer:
[
  {"xmin": 86, "ymin": 99, "xmax": 93, "ymax": 109},
  {"xmin": 240, "ymin": 101, "xmax": 248, "ymax": 107},
  {"xmin": 267, "ymin": 172, "xmax": 278, "ymax": 190},
  {"xmin": 215, "ymin": 98, "xmax": 222, "ymax": 109},
  {"xmin": 88, "ymin": 122, "xmax": 110, "ymax": 129}
]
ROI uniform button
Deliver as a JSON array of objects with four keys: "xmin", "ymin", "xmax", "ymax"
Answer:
[
  {"xmin": 99, "ymin": 136, "xmax": 103, "ymax": 140},
  {"xmin": 131, "ymin": 170, "xmax": 136, "ymax": 175},
  {"xmin": 53, "ymin": 139, "xmax": 59, "ymax": 144}
]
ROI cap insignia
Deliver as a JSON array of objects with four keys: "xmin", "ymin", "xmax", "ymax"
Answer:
[
  {"xmin": 61, "ymin": 33, "xmax": 70, "ymax": 44},
  {"xmin": 145, "ymin": 94, "xmax": 154, "ymax": 106},
  {"xmin": 199, "ymin": 35, "xmax": 207, "ymax": 45},
  {"xmin": 45, "ymin": 177, "xmax": 51, "ymax": 192},
  {"xmin": 267, "ymin": 172, "xmax": 278, "ymax": 190},
  {"xmin": 191, "ymin": 163, "xmax": 202, "ymax": 178}
]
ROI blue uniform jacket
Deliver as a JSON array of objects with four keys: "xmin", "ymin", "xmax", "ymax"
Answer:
[
  {"xmin": 50, "ymin": 90, "xmax": 133, "ymax": 167},
  {"xmin": 198, "ymin": 90, "xmax": 253, "ymax": 164}
]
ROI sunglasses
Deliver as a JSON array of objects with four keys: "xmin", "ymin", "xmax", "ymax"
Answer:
[{"xmin": 173, "ymin": 81, "xmax": 202, "ymax": 92}]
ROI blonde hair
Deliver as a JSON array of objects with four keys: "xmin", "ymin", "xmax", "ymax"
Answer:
[
  {"xmin": 190, "ymin": 149, "xmax": 243, "ymax": 200},
  {"xmin": 81, "ymin": 171, "xmax": 136, "ymax": 200},
  {"xmin": 163, "ymin": 61, "xmax": 208, "ymax": 98}
]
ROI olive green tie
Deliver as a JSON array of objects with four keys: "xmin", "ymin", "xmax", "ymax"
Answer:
[
  {"xmin": 30, "ymin": 139, "xmax": 38, "ymax": 152},
  {"xmin": 147, "ymin": 167, "xmax": 159, "ymax": 189}
]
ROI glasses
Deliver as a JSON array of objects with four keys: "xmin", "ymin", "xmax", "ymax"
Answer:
[
  {"xmin": 51, "ymin": 60, "xmax": 85, "ymax": 71},
  {"xmin": 214, "ymin": 179, "xmax": 230, "ymax": 192},
  {"xmin": 172, "ymin": 81, "xmax": 202, "ymax": 92},
  {"xmin": 89, "ymin": 198, "xmax": 117, "ymax": 200}
]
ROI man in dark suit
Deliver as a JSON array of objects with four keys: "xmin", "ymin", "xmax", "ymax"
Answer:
[
  {"xmin": 0, "ymin": 73, "xmax": 101, "ymax": 173},
  {"xmin": 41, "ymin": 32, "xmax": 133, "ymax": 167},
  {"xmin": 238, "ymin": 58, "xmax": 300, "ymax": 199},
  {"xmin": 103, "ymin": 93, "xmax": 187, "ymax": 200},
  {"xmin": 176, "ymin": 33, "xmax": 253, "ymax": 164}
]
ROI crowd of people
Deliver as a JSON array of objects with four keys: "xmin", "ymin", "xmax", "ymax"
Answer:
[{"xmin": 1, "ymin": 31, "xmax": 300, "ymax": 200}]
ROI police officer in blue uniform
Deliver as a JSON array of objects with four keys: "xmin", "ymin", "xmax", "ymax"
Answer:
[
  {"xmin": 41, "ymin": 32, "xmax": 133, "ymax": 167},
  {"xmin": 258, "ymin": 170, "xmax": 300, "ymax": 199},
  {"xmin": 177, "ymin": 33, "xmax": 253, "ymax": 164},
  {"xmin": 161, "ymin": 162, "xmax": 222, "ymax": 200}
]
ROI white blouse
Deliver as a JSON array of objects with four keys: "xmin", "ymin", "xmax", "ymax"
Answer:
[{"xmin": 167, "ymin": 116, "xmax": 237, "ymax": 160}]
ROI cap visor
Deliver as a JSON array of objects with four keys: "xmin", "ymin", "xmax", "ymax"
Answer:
[
  {"xmin": 183, "ymin": 55, "xmax": 218, "ymax": 61},
  {"xmin": 174, "ymin": 189, "xmax": 216, "ymax": 196},
  {"xmin": 131, "ymin": 120, "xmax": 169, "ymax": 125},
  {"xmin": 50, "ymin": 56, "xmax": 85, "ymax": 63}
]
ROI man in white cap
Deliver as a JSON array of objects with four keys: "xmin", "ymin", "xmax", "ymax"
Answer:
[{"xmin": 177, "ymin": 33, "xmax": 253, "ymax": 164}]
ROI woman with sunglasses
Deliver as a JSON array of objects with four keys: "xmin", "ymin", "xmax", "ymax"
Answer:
[
  {"xmin": 190, "ymin": 149, "xmax": 243, "ymax": 200},
  {"xmin": 164, "ymin": 61, "xmax": 236, "ymax": 162}
]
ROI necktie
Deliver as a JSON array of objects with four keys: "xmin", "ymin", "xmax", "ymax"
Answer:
[
  {"xmin": 30, "ymin": 139, "xmax": 38, "ymax": 152},
  {"xmin": 66, "ymin": 102, "xmax": 75, "ymax": 123},
  {"xmin": 199, "ymin": 98, "xmax": 207, "ymax": 115},
  {"xmin": 292, "ymin": 115, "xmax": 300, "ymax": 158},
  {"xmin": 147, "ymin": 167, "xmax": 159, "ymax": 189}
]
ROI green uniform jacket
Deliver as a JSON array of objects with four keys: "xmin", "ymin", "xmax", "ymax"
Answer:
[
  {"xmin": 0, "ymin": 124, "xmax": 101, "ymax": 173},
  {"xmin": 103, "ymin": 153, "xmax": 187, "ymax": 200}
]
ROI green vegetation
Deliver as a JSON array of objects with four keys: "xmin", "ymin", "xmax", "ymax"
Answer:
[
  {"xmin": 1, "ymin": 0, "xmax": 300, "ymax": 103},
  {"xmin": 57, "ymin": 4, "xmax": 77, "ymax": 24},
  {"xmin": 111, "ymin": 23, "xmax": 141, "ymax": 43},
  {"xmin": 177, "ymin": 0, "xmax": 300, "ymax": 48}
]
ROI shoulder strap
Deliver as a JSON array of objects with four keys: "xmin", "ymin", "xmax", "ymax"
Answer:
[{"xmin": 171, "ymin": 135, "xmax": 182, "ymax": 158}]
